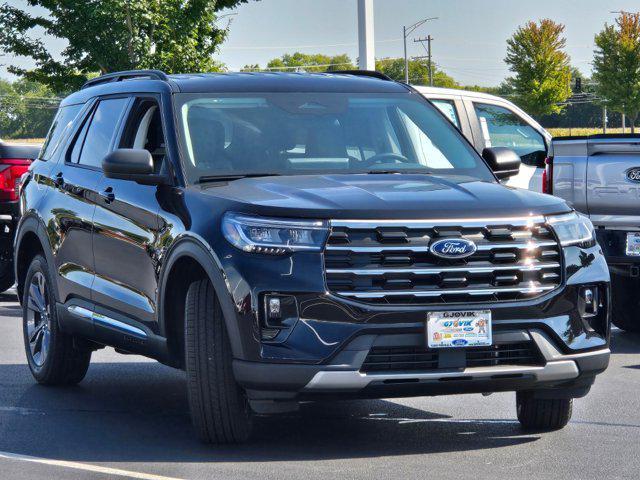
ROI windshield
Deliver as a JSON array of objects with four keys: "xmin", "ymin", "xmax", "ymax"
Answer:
[{"xmin": 174, "ymin": 92, "xmax": 494, "ymax": 183}]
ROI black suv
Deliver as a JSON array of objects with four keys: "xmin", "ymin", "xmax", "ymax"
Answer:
[{"xmin": 16, "ymin": 70, "xmax": 610, "ymax": 443}]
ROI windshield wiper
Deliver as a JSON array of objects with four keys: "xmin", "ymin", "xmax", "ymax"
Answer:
[{"xmin": 197, "ymin": 173, "xmax": 281, "ymax": 183}]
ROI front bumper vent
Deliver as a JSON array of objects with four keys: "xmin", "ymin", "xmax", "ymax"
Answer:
[{"xmin": 360, "ymin": 341, "xmax": 544, "ymax": 373}]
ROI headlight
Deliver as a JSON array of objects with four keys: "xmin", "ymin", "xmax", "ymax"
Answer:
[
  {"xmin": 546, "ymin": 212, "xmax": 596, "ymax": 247},
  {"xmin": 222, "ymin": 212, "xmax": 329, "ymax": 254}
]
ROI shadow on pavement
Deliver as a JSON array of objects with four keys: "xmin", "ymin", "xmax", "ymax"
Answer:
[
  {"xmin": 0, "ymin": 361, "xmax": 539, "ymax": 463},
  {"xmin": 610, "ymin": 329, "xmax": 640, "ymax": 355}
]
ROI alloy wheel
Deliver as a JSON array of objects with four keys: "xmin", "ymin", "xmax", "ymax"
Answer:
[{"xmin": 26, "ymin": 271, "xmax": 51, "ymax": 367}]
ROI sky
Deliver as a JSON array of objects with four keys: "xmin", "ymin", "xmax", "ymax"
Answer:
[{"xmin": 2, "ymin": 0, "xmax": 639, "ymax": 87}]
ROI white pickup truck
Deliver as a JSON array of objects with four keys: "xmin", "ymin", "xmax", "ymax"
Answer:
[{"xmin": 548, "ymin": 134, "xmax": 640, "ymax": 332}]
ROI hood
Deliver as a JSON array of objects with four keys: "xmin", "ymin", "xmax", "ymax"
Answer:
[{"xmin": 197, "ymin": 174, "xmax": 570, "ymax": 220}]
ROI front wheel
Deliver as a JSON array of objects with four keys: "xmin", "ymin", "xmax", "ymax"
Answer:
[
  {"xmin": 22, "ymin": 255, "xmax": 91, "ymax": 385},
  {"xmin": 516, "ymin": 392, "xmax": 572, "ymax": 431},
  {"xmin": 184, "ymin": 278, "xmax": 253, "ymax": 443}
]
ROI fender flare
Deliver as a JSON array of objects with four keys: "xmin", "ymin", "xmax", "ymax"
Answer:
[
  {"xmin": 14, "ymin": 214, "xmax": 59, "ymax": 303},
  {"xmin": 157, "ymin": 233, "xmax": 245, "ymax": 359}
]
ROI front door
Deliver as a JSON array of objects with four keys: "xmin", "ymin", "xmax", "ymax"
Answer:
[{"xmin": 91, "ymin": 96, "xmax": 167, "ymax": 328}]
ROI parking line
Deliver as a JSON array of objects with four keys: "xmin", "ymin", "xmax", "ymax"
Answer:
[{"xmin": 0, "ymin": 450, "xmax": 185, "ymax": 480}]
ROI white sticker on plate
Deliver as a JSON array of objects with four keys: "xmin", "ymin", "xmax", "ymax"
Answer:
[{"xmin": 427, "ymin": 310, "xmax": 492, "ymax": 348}]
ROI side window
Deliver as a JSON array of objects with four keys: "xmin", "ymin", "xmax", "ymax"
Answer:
[
  {"xmin": 119, "ymin": 99, "xmax": 166, "ymax": 173},
  {"xmin": 76, "ymin": 98, "xmax": 129, "ymax": 168},
  {"xmin": 431, "ymin": 99, "xmax": 460, "ymax": 128},
  {"xmin": 40, "ymin": 104, "xmax": 83, "ymax": 161},
  {"xmin": 473, "ymin": 102, "xmax": 546, "ymax": 167}
]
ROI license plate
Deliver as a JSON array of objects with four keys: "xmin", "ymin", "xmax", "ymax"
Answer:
[
  {"xmin": 427, "ymin": 310, "xmax": 492, "ymax": 348},
  {"xmin": 626, "ymin": 232, "xmax": 640, "ymax": 256}
]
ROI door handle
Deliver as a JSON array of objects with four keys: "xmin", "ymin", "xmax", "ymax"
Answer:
[
  {"xmin": 54, "ymin": 172, "xmax": 64, "ymax": 187},
  {"xmin": 101, "ymin": 187, "xmax": 115, "ymax": 204}
]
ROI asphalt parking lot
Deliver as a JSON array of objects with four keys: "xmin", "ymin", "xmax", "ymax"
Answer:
[{"xmin": 0, "ymin": 290, "xmax": 639, "ymax": 480}]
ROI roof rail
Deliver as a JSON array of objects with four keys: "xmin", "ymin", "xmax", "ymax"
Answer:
[
  {"xmin": 81, "ymin": 70, "xmax": 169, "ymax": 90},
  {"xmin": 330, "ymin": 70, "xmax": 392, "ymax": 81}
]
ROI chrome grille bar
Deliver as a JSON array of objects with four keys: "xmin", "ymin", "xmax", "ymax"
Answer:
[
  {"xmin": 325, "ymin": 240, "xmax": 557, "ymax": 253},
  {"xmin": 336, "ymin": 285, "xmax": 556, "ymax": 299},
  {"xmin": 326, "ymin": 262, "xmax": 560, "ymax": 276},
  {"xmin": 330, "ymin": 216, "xmax": 546, "ymax": 229}
]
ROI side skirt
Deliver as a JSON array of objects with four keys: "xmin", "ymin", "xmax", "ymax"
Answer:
[{"xmin": 56, "ymin": 299, "xmax": 172, "ymax": 365}]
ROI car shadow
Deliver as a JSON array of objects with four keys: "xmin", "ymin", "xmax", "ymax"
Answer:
[
  {"xmin": 610, "ymin": 328, "xmax": 640, "ymax": 355},
  {"xmin": 0, "ymin": 361, "xmax": 539, "ymax": 463}
]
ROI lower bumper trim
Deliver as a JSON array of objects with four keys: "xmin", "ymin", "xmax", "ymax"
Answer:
[{"xmin": 303, "ymin": 361, "xmax": 579, "ymax": 391}]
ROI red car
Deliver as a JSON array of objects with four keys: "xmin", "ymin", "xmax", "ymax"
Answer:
[{"xmin": 0, "ymin": 140, "xmax": 40, "ymax": 293}]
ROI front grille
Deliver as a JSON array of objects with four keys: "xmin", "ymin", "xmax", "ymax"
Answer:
[
  {"xmin": 360, "ymin": 342, "xmax": 544, "ymax": 373},
  {"xmin": 324, "ymin": 216, "xmax": 562, "ymax": 305}
]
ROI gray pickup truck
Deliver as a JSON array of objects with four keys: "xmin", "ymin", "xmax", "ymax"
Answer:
[{"xmin": 548, "ymin": 134, "xmax": 640, "ymax": 332}]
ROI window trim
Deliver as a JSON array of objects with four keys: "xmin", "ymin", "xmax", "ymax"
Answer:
[
  {"xmin": 64, "ymin": 94, "xmax": 132, "ymax": 172},
  {"xmin": 116, "ymin": 93, "xmax": 175, "ymax": 182}
]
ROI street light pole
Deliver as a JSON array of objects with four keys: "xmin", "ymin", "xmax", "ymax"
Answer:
[
  {"xmin": 403, "ymin": 26, "xmax": 408, "ymax": 83},
  {"xmin": 402, "ymin": 17, "xmax": 437, "ymax": 84}
]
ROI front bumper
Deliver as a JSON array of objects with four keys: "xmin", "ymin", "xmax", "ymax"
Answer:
[
  {"xmin": 234, "ymin": 327, "xmax": 610, "ymax": 401},
  {"xmin": 218, "ymin": 236, "xmax": 611, "ymax": 402}
]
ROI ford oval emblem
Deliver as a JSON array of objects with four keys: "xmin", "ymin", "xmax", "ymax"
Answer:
[
  {"xmin": 626, "ymin": 167, "xmax": 640, "ymax": 183},
  {"xmin": 430, "ymin": 238, "xmax": 477, "ymax": 259}
]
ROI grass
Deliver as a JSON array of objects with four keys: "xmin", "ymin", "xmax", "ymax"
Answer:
[
  {"xmin": 547, "ymin": 127, "xmax": 628, "ymax": 137},
  {"xmin": 2, "ymin": 138, "xmax": 45, "ymax": 144}
]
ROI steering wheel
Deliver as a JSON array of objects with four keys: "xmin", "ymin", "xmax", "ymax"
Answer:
[{"xmin": 360, "ymin": 152, "xmax": 411, "ymax": 168}]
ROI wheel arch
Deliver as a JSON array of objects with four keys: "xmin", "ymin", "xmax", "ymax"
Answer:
[
  {"xmin": 158, "ymin": 234, "xmax": 245, "ymax": 366},
  {"xmin": 15, "ymin": 215, "xmax": 57, "ymax": 305}
]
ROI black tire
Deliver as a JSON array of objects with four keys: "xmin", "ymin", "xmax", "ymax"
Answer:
[
  {"xmin": 610, "ymin": 272, "xmax": 640, "ymax": 333},
  {"xmin": 22, "ymin": 255, "xmax": 91, "ymax": 385},
  {"xmin": 516, "ymin": 392, "xmax": 572, "ymax": 431},
  {"xmin": 185, "ymin": 278, "xmax": 252, "ymax": 444},
  {"xmin": 0, "ymin": 259, "xmax": 15, "ymax": 293}
]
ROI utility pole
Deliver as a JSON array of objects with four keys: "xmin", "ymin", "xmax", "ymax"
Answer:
[
  {"xmin": 357, "ymin": 0, "xmax": 375, "ymax": 70},
  {"xmin": 402, "ymin": 17, "xmax": 437, "ymax": 84},
  {"xmin": 414, "ymin": 35, "xmax": 434, "ymax": 86}
]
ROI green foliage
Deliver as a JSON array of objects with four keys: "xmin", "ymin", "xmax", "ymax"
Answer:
[
  {"xmin": 505, "ymin": 19, "xmax": 572, "ymax": 117},
  {"xmin": 375, "ymin": 57, "xmax": 458, "ymax": 88},
  {"xmin": 0, "ymin": 0, "xmax": 254, "ymax": 93},
  {"xmin": 0, "ymin": 79, "xmax": 59, "ymax": 139},
  {"xmin": 593, "ymin": 12, "xmax": 640, "ymax": 131},
  {"xmin": 256, "ymin": 52, "xmax": 354, "ymax": 72}
]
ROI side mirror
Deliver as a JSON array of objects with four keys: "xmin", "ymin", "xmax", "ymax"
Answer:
[
  {"xmin": 102, "ymin": 149, "xmax": 168, "ymax": 185},
  {"xmin": 482, "ymin": 147, "xmax": 521, "ymax": 180}
]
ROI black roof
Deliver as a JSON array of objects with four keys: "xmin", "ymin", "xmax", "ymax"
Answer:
[{"xmin": 62, "ymin": 71, "xmax": 409, "ymax": 106}]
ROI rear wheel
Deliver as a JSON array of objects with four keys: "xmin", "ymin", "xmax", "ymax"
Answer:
[
  {"xmin": 610, "ymin": 272, "xmax": 640, "ymax": 333},
  {"xmin": 22, "ymin": 255, "xmax": 91, "ymax": 385},
  {"xmin": 184, "ymin": 278, "xmax": 252, "ymax": 444},
  {"xmin": 516, "ymin": 392, "xmax": 572, "ymax": 431}
]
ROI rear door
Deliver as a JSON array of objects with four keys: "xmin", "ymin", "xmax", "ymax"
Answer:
[
  {"xmin": 467, "ymin": 100, "xmax": 548, "ymax": 191},
  {"xmin": 49, "ymin": 96, "xmax": 129, "ymax": 303}
]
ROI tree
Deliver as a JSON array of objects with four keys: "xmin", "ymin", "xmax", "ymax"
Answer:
[
  {"xmin": 0, "ymin": 79, "xmax": 59, "ymax": 139},
  {"xmin": 375, "ymin": 57, "xmax": 458, "ymax": 88},
  {"xmin": 593, "ymin": 12, "xmax": 640, "ymax": 132},
  {"xmin": 261, "ymin": 53, "xmax": 355, "ymax": 72},
  {"xmin": 504, "ymin": 19, "xmax": 572, "ymax": 117},
  {"xmin": 0, "ymin": 0, "xmax": 255, "ymax": 93}
]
